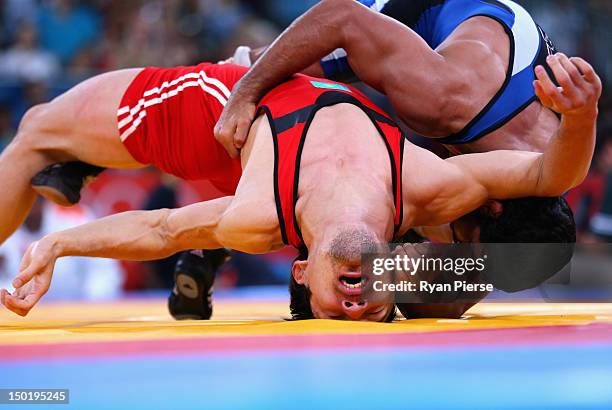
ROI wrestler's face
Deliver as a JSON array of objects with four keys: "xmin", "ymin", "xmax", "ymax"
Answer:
[{"xmin": 292, "ymin": 256, "xmax": 393, "ymax": 321}]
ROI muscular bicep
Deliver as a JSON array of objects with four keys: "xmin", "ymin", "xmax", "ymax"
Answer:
[
  {"xmin": 164, "ymin": 197, "xmax": 235, "ymax": 251},
  {"xmin": 166, "ymin": 195, "xmax": 282, "ymax": 255},
  {"xmin": 340, "ymin": 9, "xmax": 510, "ymax": 135},
  {"xmin": 446, "ymin": 151, "xmax": 546, "ymax": 200},
  {"xmin": 338, "ymin": 3, "xmax": 442, "ymax": 93},
  {"xmin": 403, "ymin": 145, "xmax": 489, "ymax": 226}
]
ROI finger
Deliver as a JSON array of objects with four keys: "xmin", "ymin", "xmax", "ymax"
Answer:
[
  {"xmin": 225, "ymin": 140, "xmax": 239, "ymax": 158},
  {"xmin": 12, "ymin": 264, "xmax": 39, "ymax": 289},
  {"xmin": 535, "ymin": 65, "xmax": 571, "ymax": 110},
  {"xmin": 13, "ymin": 284, "xmax": 30, "ymax": 299},
  {"xmin": 234, "ymin": 119, "xmax": 251, "ymax": 149},
  {"xmin": 394, "ymin": 245, "xmax": 408, "ymax": 257},
  {"xmin": 0, "ymin": 289, "xmax": 9, "ymax": 307},
  {"xmin": 4, "ymin": 294, "xmax": 30, "ymax": 316},
  {"xmin": 214, "ymin": 122, "xmax": 240, "ymax": 158},
  {"xmin": 5, "ymin": 290, "xmax": 45, "ymax": 317},
  {"xmin": 547, "ymin": 55, "xmax": 579, "ymax": 101},
  {"xmin": 569, "ymin": 57, "xmax": 598, "ymax": 84},
  {"xmin": 18, "ymin": 243, "xmax": 34, "ymax": 272},
  {"xmin": 534, "ymin": 80, "xmax": 553, "ymax": 107},
  {"xmin": 535, "ymin": 65, "xmax": 560, "ymax": 97},
  {"xmin": 557, "ymin": 53, "xmax": 585, "ymax": 87}
]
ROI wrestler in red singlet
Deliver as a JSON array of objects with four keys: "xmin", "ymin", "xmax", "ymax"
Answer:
[{"xmin": 117, "ymin": 63, "xmax": 404, "ymax": 243}]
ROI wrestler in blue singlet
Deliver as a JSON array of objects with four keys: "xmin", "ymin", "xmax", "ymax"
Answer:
[{"xmin": 320, "ymin": 0, "xmax": 558, "ymax": 144}]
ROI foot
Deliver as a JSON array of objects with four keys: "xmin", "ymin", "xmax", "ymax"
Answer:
[
  {"xmin": 168, "ymin": 249, "xmax": 231, "ymax": 320},
  {"xmin": 31, "ymin": 162, "xmax": 107, "ymax": 206}
]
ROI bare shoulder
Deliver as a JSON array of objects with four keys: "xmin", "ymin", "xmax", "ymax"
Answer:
[
  {"xmin": 218, "ymin": 114, "xmax": 283, "ymax": 254},
  {"xmin": 439, "ymin": 16, "xmax": 510, "ymax": 63}
]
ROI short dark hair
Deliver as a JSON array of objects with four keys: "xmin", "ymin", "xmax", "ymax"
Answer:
[
  {"xmin": 288, "ymin": 247, "xmax": 397, "ymax": 321},
  {"xmin": 289, "ymin": 247, "xmax": 315, "ymax": 320},
  {"xmin": 479, "ymin": 196, "xmax": 576, "ymax": 243},
  {"xmin": 479, "ymin": 196, "xmax": 576, "ymax": 292},
  {"xmin": 289, "ymin": 274, "xmax": 315, "ymax": 320}
]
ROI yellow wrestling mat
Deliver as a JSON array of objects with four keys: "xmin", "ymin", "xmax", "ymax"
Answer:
[
  {"xmin": 2, "ymin": 300, "xmax": 612, "ymax": 345},
  {"xmin": 2, "ymin": 299, "xmax": 612, "ymax": 410}
]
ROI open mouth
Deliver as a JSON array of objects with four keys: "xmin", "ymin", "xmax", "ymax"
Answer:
[{"xmin": 339, "ymin": 275, "xmax": 365, "ymax": 290}]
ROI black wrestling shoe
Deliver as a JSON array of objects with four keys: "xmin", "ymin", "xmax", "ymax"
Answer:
[
  {"xmin": 31, "ymin": 162, "xmax": 106, "ymax": 206},
  {"xmin": 168, "ymin": 249, "xmax": 231, "ymax": 320}
]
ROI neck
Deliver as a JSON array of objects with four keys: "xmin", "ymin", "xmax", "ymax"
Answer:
[{"xmin": 299, "ymin": 184, "xmax": 394, "ymax": 249}]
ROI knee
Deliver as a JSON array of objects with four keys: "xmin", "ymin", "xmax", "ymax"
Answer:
[
  {"xmin": 17, "ymin": 103, "xmax": 49, "ymax": 133},
  {"xmin": 11, "ymin": 104, "xmax": 51, "ymax": 150}
]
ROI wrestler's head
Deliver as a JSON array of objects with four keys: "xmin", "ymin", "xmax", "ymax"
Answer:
[
  {"xmin": 450, "ymin": 196, "xmax": 576, "ymax": 244},
  {"xmin": 289, "ymin": 226, "xmax": 396, "ymax": 321},
  {"xmin": 450, "ymin": 196, "xmax": 576, "ymax": 291}
]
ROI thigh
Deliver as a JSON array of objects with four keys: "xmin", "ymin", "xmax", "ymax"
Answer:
[{"xmin": 40, "ymin": 69, "xmax": 146, "ymax": 168}]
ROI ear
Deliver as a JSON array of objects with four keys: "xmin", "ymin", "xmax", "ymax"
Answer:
[
  {"xmin": 480, "ymin": 200, "xmax": 503, "ymax": 219},
  {"xmin": 291, "ymin": 260, "xmax": 308, "ymax": 285}
]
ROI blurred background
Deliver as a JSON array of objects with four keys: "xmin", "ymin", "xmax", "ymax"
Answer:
[{"xmin": 0, "ymin": 0, "xmax": 610, "ymax": 301}]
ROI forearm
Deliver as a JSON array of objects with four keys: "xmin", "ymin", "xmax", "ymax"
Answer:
[
  {"xmin": 234, "ymin": 0, "xmax": 354, "ymax": 101},
  {"xmin": 47, "ymin": 210, "xmax": 180, "ymax": 262},
  {"xmin": 250, "ymin": 45, "xmax": 324, "ymax": 78},
  {"xmin": 538, "ymin": 111, "xmax": 597, "ymax": 195},
  {"xmin": 47, "ymin": 198, "xmax": 233, "ymax": 262}
]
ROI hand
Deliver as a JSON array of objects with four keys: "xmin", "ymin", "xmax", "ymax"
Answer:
[
  {"xmin": 217, "ymin": 57, "xmax": 235, "ymax": 65},
  {"xmin": 218, "ymin": 46, "xmax": 253, "ymax": 67},
  {"xmin": 392, "ymin": 242, "xmax": 432, "ymax": 281},
  {"xmin": 214, "ymin": 91, "xmax": 257, "ymax": 158},
  {"xmin": 0, "ymin": 238, "xmax": 58, "ymax": 316},
  {"xmin": 534, "ymin": 53, "xmax": 602, "ymax": 118}
]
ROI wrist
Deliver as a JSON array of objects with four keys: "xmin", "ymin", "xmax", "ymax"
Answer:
[
  {"xmin": 563, "ymin": 107, "xmax": 599, "ymax": 123},
  {"xmin": 230, "ymin": 83, "xmax": 256, "ymax": 104},
  {"xmin": 234, "ymin": 71, "xmax": 268, "ymax": 103},
  {"xmin": 45, "ymin": 233, "xmax": 66, "ymax": 258}
]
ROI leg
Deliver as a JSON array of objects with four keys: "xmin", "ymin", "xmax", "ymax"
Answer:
[{"xmin": 0, "ymin": 68, "xmax": 145, "ymax": 244}]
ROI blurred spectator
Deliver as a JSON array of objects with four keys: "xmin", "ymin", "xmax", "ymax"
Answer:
[
  {"xmin": 107, "ymin": 0, "xmax": 199, "ymax": 68},
  {"xmin": 10, "ymin": 81, "xmax": 49, "ymax": 130},
  {"xmin": 521, "ymin": 0, "xmax": 587, "ymax": 56},
  {"xmin": 0, "ymin": 197, "xmax": 123, "ymax": 300},
  {"xmin": 0, "ymin": 104, "xmax": 14, "ymax": 150},
  {"xmin": 590, "ymin": 137, "xmax": 612, "ymax": 241},
  {"xmin": 36, "ymin": 0, "xmax": 101, "ymax": 65},
  {"xmin": 0, "ymin": 22, "xmax": 60, "ymax": 82},
  {"xmin": 247, "ymin": 0, "xmax": 317, "ymax": 27},
  {"xmin": 1, "ymin": 0, "xmax": 38, "ymax": 43}
]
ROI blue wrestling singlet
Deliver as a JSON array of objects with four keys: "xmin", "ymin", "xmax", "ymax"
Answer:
[{"xmin": 320, "ymin": 0, "xmax": 558, "ymax": 144}]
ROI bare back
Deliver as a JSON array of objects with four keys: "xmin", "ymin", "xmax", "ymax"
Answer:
[{"xmin": 383, "ymin": 16, "xmax": 559, "ymax": 153}]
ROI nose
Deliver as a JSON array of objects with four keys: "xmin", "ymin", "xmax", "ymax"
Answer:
[{"xmin": 342, "ymin": 300, "xmax": 368, "ymax": 319}]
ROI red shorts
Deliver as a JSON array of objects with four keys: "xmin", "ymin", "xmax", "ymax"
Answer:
[{"xmin": 117, "ymin": 63, "xmax": 248, "ymax": 194}]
